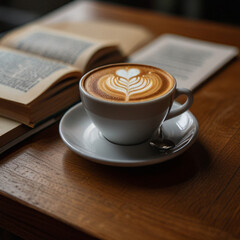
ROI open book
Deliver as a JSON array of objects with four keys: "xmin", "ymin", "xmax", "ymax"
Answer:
[
  {"xmin": 0, "ymin": 20, "xmax": 153, "ymax": 153},
  {"xmin": 0, "ymin": 24, "xmax": 126, "ymax": 127}
]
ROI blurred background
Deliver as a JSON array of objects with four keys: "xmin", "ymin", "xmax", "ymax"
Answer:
[{"xmin": 0, "ymin": 0, "xmax": 239, "ymax": 32}]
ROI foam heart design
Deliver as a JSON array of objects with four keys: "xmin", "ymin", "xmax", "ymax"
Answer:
[
  {"xmin": 98, "ymin": 69, "xmax": 163, "ymax": 102},
  {"xmin": 116, "ymin": 68, "xmax": 140, "ymax": 80}
]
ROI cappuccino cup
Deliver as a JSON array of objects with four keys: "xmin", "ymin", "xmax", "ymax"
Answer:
[{"xmin": 79, "ymin": 63, "xmax": 193, "ymax": 145}]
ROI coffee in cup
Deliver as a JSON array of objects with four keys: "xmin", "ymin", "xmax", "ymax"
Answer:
[
  {"xmin": 80, "ymin": 63, "xmax": 193, "ymax": 145},
  {"xmin": 83, "ymin": 65, "xmax": 174, "ymax": 103}
]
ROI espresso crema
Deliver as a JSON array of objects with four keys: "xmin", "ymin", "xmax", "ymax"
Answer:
[{"xmin": 83, "ymin": 64, "xmax": 174, "ymax": 102}]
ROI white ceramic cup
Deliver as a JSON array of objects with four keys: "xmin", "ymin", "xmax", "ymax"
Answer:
[{"xmin": 79, "ymin": 63, "xmax": 193, "ymax": 145}]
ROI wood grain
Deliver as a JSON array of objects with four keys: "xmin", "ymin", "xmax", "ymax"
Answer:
[{"xmin": 0, "ymin": 2, "xmax": 240, "ymax": 240}]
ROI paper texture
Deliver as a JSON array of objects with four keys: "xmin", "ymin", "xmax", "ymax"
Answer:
[
  {"xmin": 0, "ymin": 46, "xmax": 79, "ymax": 104},
  {"xmin": 129, "ymin": 34, "xmax": 239, "ymax": 90}
]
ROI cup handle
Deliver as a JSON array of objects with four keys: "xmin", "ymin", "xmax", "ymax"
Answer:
[{"xmin": 165, "ymin": 88, "xmax": 193, "ymax": 120}]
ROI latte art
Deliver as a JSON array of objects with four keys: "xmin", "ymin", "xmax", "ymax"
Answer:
[
  {"xmin": 83, "ymin": 64, "xmax": 174, "ymax": 102},
  {"xmin": 98, "ymin": 68, "xmax": 163, "ymax": 101}
]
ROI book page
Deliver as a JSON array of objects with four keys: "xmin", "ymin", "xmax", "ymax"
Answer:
[
  {"xmin": 36, "ymin": 0, "xmax": 153, "ymax": 55},
  {"xmin": 42, "ymin": 21, "xmax": 153, "ymax": 56},
  {"xmin": 129, "ymin": 34, "xmax": 239, "ymax": 90},
  {"xmin": 0, "ymin": 46, "xmax": 81, "ymax": 104},
  {"xmin": 0, "ymin": 24, "xmax": 118, "ymax": 72}
]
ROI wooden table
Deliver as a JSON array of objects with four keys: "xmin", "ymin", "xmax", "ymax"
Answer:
[{"xmin": 1, "ymin": 2, "xmax": 240, "ymax": 240}]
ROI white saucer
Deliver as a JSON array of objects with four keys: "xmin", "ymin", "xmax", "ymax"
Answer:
[{"xmin": 59, "ymin": 102, "xmax": 199, "ymax": 167}]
